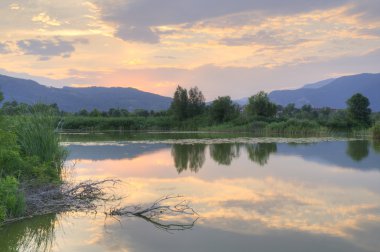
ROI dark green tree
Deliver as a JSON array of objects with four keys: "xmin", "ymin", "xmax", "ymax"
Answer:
[
  {"xmin": 347, "ymin": 93, "xmax": 372, "ymax": 128},
  {"xmin": 89, "ymin": 109, "xmax": 101, "ymax": 117},
  {"xmin": 282, "ymin": 103, "xmax": 297, "ymax": 117},
  {"xmin": 0, "ymin": 91, "xmax": 3, "ymax": 103},
  {"xmin": 78, "ymin": 109, "xmax": 89, "ymax": 116},
  {"xmin": 108, "ymin": 108, "xmax": 122, "ymax": 117},
  {"xmin": 170, "ymin": 86, "xmax": 188, "ymax": 120},
  {"xmin": 209, "ymin": 96, "xmax": 239, "ymax": 123},
  {"xmin": 188, "ymin": 86, "xmax": 206, "ymax": 117},
  {"xmin": 245, "ymin": 91, "xmax": 277, "ymax": 118},
  {"xmin": 134, "ymin": 109, "xmax": 149, "ymax": 117}
]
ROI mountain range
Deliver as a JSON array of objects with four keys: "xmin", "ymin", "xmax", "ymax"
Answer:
[
  {"xmin": 269, "ymin": 73, "xmax": 380, "ymax": 111},
  {"xmin": 0, "ymin": 75, "xmax": 172, "ymax": 112},
  {"xmin": 0, "ymin": 72, "xmax": 379, "ymax": 112}
]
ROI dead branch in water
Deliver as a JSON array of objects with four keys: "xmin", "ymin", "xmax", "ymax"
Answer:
[
  {"xmin": 108, "ymin": 195, "xmax": 199, "ymax": 231},
  {"xmin": 4, "ymin": 181, "xmax": 198, "ymax": 232},
  {"xmin": 3, "ymin": 179, "xmax": 120, "ymax": 225}
]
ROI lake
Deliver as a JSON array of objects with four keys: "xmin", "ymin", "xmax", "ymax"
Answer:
[{"xmin": 1, "ymin": 133, "xmax": 380, "ymax": 252}]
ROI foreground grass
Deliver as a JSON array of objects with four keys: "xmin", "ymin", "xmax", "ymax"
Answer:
[{"xmin": 0, "ymin": 110, "xmax": 66, "ymax": 224}]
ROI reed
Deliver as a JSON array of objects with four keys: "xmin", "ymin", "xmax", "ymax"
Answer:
[{"xmin": 15, "ymin": 106, "xmax": 67, "ymax": 181}]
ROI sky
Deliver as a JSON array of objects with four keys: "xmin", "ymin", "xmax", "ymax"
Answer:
[{"xmin": 0, "ymin": 0, "xmax": 379, "ymax": 100}]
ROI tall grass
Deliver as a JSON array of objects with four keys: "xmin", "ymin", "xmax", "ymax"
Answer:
[
  {"xmin": 0, "ymin": 105, "xmax": 67, "ymax": 225},
  {"xmin": 265, "ymin": 119, "xmax": 326, "ymax": 135},
  {"xmin": 15, "ymin": 106, "xmax": 67, "ymax": 181}
]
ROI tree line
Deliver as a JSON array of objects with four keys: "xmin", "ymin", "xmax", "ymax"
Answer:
[{"xmin": 0, "ymin": 86, "xmax": 378, "ymax": 132}]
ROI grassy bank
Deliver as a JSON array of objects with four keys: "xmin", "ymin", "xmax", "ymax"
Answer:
[{"xmin": 0, "ymin": 109, "xmax": 66, "ymax": 224}]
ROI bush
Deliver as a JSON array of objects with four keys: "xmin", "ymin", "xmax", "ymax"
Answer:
[
  {"xmin": 250, "ymin": 121, "xmax": 268, "ymax": 132},
  {"xmin": 326, "ymin": 110, "xmax": 353, "ymax": 130},
  {"xmin": 266, "ymin": 119, "xmax": 321, "ymax": 134}
]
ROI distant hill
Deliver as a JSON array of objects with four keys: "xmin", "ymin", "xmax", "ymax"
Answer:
[
  {"xmin": 301, "ymin": 78, "xmax": 335, "ymax": 89},
  {"xmin": 269, "ymin": 73, "xmax": 380, "ymax": 111},
  {"xmin": 0, "ymin": 75, "xmax": 172, "ymax": 112}
]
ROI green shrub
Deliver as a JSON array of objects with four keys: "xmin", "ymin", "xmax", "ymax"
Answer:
[
  {"xmin": 325, "ymin": 110, "xmax": 353, "ymax": 130},
  {"xmin": 250, "ymin": 121, "xmax": 268, "ymax": 132},
  {"xmin": 266, "ymin": 119, "xmax": 321, "ymax": 134}
]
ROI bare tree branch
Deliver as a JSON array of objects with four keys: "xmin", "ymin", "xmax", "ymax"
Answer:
[
  {"xmin": 4, "ymin": 182, "xmax": 199, "ymax": 233},
  {"xmin": 109, "ymin": 195, "xmax": 199, "ymax": 232}
]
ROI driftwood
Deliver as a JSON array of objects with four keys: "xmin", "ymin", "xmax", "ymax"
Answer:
[
  {"xmin": 3, "ymin": 179, "xmax": 120, "ymax": 225},
  {"xmin": 109, "ymin": 195, "xmax": 199, "ymax": 231},
  {"xmin": 3, "ymin": 180, "xmax": 198, "ymax": 232}
]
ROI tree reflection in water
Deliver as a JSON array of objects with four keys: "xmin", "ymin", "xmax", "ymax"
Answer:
[
  {"xmin": 246, "ymin": 143, "xmax": 277, "ymax": 166},
  {"xmin": 373, "ymin": 140, "xmax": 380, "ymax": 153},
  {"xmin": 209, "ymin": 144, "xmax": 240, "ymax": 165},
  {"xmin": 172, "ymin": 143, "xmax": 280, "ymax": 172},
  {"xmin": 0, "ymin": 214, "xmax": 56, "ymax": 252},
  {"xmin": 346, "ymin": 140, "xmax": 369, "ymax": 161},
  {"xmin": 171, "ymin": 144, "xmax": 206, "ymax": 173}
]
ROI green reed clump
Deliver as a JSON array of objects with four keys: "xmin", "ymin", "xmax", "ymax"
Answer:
[
  {"xmin": 265, "ymin": 119, "xmax": 323, "ymax": 135},
  {"xmin": 15, "ymin": 106, "xmax": 67, "ymax": 182},
  {"xmin": 0, "ymin": 105, "xmax": 67, "ymax": 225}
]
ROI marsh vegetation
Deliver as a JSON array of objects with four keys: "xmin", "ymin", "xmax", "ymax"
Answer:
[{"xmin": 2, "ymin": 87, "xmax": 378, "ymax": 136}]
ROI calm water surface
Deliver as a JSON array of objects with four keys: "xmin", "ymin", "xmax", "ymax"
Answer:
[{"xmin": 1, "ymin": 133, "xmax": 380, "ymax": 252}]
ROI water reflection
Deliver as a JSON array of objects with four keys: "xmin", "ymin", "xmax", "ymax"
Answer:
[
  {"xmin": 65, "ymin": 140, "xmax": 380, "ymax": 172},
  {"xmin": 245, "ymin": 143, "xmax": 277, "ymax": 166},
  {"xmin": 171, "ymin": 144, "xmax": 206, "ymax": 173},
  {"xmin": 209, "ymin": 144, "xmax": 240, "ymax": 165},
  {"xmin": 373, "ymin": 140, "xmax": 380, "ymax": 153},
  {"xmin": 0, "ymin": 214, "xmax": 56, "ymax": 252},
  {"xmin": 346, "ymin": 140, "xmax": 370, "ymax": 161},
  {"xmin": 2, "ymin": 137, "xmax": 380, "ymax": 252}
]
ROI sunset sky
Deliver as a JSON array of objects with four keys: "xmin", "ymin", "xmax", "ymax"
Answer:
[{"xmin": 0, "ymin": 0, "xmax": 379, "ymax": 100}]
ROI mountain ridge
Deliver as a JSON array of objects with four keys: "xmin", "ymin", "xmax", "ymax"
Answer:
[
  {"xmin": 268, "ymin": 73, "xmax": 380, "ymax": 111},
  {"xmin": 0, "ymin": 74, "xmax": 172, "ymax": 112},
  {"xmin": 1, "ymin": 72, "xmax": 379, "ymax": 112}
]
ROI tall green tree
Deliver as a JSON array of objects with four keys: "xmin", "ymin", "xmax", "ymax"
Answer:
[
  {"xmin": 347, "ymin": 93, "xmax": 372, "ymax": 128},
  {"xmin": 188, "ymin": 86, "xmax": 205, "ymax": 117},
  {"xmin": 170, "ymin": 86, "xmax": 188, "ymax": 120},
  {"xmin": 78, "ymin": 109, "xmax": 89, "ymax": 116},
  {"xmin": 245, "ymin": 91, "xmax": 277, "ymax": 118},
  {"xmin": 89, "ymin": 109, "xmax": 101, "ymax": 117},
  {"xmin": 0, "ymin": 91, "xmax": 3, "ymax": 103},
  {"xmin": 282, "ymin": 103, "xmax": 297, "ymax": 117},
  {"xmin": 210, "ymin": 96, "xmax": 239, "ymax": 123}
]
